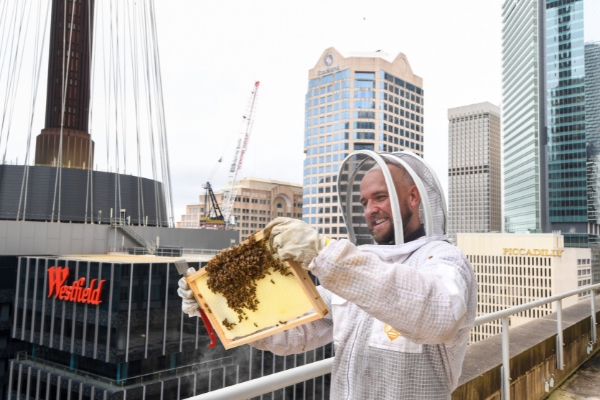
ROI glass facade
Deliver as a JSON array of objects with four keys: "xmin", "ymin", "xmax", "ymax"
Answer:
[
  {"xmin": 586, "ymin": 43, "xmax": 600, "ymax": 228},
  {"xmin": 546, "ymin": 0, "xmax": 587, "ymax": 224},
  {"xmin": 503, "ymin": 0, "xmax": 600, "ymax": 244},
  {"xmin": 502, "ymin": 0, "xmax": 542, "ymax": 233},
  {"xmin": 304, "ymin": 52, "xmax": 425, "ymax": 240},
  {"xmin": 7, "ymin": 256, "xmax": 332, "ymax": 400}
]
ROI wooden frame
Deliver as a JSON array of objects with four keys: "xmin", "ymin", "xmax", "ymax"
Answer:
[{"xmin": 186, "ymin": 230, "xmax": 329, "ymax": 350}]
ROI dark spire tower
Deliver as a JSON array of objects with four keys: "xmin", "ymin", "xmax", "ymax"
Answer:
[{"xmin": 35, "ymin": 0, "xmax": 94, "ymax": 169}]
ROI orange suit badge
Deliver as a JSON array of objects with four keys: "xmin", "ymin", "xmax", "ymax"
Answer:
[{"xmin": 384, "ymin": 324, "xmax": 401, "ymax": 341}]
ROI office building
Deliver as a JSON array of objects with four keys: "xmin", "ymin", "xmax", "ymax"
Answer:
[
  {"xmin": 458, "ymin": 232, "xmax": 594, "ymax": 343},
  {"xmin": 303, "ymin": 48, "xmax": 425, "ymax": 239},
  {"xmin": 177, "ymin": 177, "xmax": 303, "ymax": 242},
  {"xmin": 447, "ymin": 102, "xmax": 502, "ymax": 242},
  {"xmin": 502, "ymin": 0, "xmax": 600, "ymax": 254}
]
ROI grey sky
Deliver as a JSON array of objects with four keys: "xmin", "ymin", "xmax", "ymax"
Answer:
[
  {"xmin": 154, "ymin": 0, "xmax": 504, "ymax": 221},
  {"xmin": 1, "ymin": 0, "xmax": 505, "ymax": 223}
]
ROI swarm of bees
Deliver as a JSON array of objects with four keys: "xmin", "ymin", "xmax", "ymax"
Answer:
[
  {"xmin": 222, "ymin": 318, "xmax": 236, "ymax": 330},
  {"xmin": 205, "ymin": 233, "xmax": 292, "ymax": 329}
]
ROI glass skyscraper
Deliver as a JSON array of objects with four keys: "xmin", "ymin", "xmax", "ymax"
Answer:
[
  {"xmin": 502, "ymin": 0, "xmax": 543, "ymax": 234},
  {"xmin": 503, "ymin": 0, "xmax": 600, "ymax": 248},
  {"xmin": 303, "ymin": 49, "xmax": 425, "ymax": 239}
]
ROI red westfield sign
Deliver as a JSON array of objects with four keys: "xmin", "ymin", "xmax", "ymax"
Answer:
[{"xmin": 47, "ymin": 267, "xmax": 106, "ymax": 304}]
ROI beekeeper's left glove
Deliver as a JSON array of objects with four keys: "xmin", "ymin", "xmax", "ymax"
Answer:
[
  {"xmin": 177, "ymin": 267, "xmax": 201, "ymax": 318},
  {"xmin": 264, "ymin": 217, "xmax": 330, "ymax": 270}
]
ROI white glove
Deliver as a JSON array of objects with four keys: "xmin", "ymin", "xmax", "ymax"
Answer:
[
  {"xmin": 177, "ymin": 267, "xmax": 201, "ymax": 317},
  {"xmin": 265, "ymin": 217, "xmax": 330, "ymax": 270}
]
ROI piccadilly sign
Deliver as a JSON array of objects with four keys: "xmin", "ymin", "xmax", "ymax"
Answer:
[
  {"xmin": 47, "ymin": 266, "xmax": 106, "ymax": 304},
  {"xmin": 503, "ymin": 248, "xmax": 564, "ymax": 257}
]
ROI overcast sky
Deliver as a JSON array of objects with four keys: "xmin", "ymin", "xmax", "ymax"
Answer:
[
  {"xmin": 154, "ymin": 0, "xmax": 505, "ymax": 221},
  {"xmin": 2, "ymin": 0, "xmax": 505, "ymax": 223}
]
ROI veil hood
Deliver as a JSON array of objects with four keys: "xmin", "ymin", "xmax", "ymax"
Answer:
[{"xmin": 337, "ymin": 150, "xmax": 447, "ymax": 245}]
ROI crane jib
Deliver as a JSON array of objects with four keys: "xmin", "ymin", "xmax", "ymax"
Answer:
[{"xmin": 222, "ymin": 81, "xmax": 260, "ymax": 230}]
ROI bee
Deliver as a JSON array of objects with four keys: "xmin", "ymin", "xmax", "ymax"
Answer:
[
  {"xmin": 254, "ymin": 323, "xmax": 258, "ymax": 327},
  {"xmin": 270, "ymin": 279, "xmax": 275, "ymax": 284}
]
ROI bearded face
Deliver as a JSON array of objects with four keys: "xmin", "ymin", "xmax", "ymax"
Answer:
[
  {"xmin": 360, "ymin": 165, "xmax": 419, "ymax": 245},
  {"xmin": 365, "ymin": 198, "xmax": 413, "ymax": 244}
]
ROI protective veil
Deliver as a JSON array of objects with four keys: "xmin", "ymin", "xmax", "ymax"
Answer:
[{"xmin": 251, "ymin": 150, "xmax": 477, "ymax": 399}]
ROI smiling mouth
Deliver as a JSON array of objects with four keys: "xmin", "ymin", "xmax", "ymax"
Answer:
[{"xmin": 373, "ymin": 218, "xmax": 388, "ymax": 227}]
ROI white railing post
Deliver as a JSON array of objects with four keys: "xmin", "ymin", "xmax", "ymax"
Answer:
[
  {"xmin": 501, "ymin": 317, "xmax": 510, "ymax": 400},
  {"xmin": 592, "ymin": 289, "xmax": 597, "ymax": 344},
  {"xmin": 556, "ymin": 299, "xmax": 564, "ymax": 370}
]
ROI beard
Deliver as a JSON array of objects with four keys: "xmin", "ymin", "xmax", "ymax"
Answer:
[{"xmin": 368, "ymin": 204, "xmax": 413, "ymax": 245}]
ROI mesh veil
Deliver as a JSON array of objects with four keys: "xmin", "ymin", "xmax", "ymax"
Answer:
[
  {"xmin": 338, "ymin": 150, "xmax": 447, "ymax": 244},
  {"xmin": 381, "ymin": 151, "xmax": 447, "ymax": 236}
]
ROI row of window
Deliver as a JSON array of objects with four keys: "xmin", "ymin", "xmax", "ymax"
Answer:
[
  {"xmin": 306, "ymin": 113, "xmax": 422, "ymax": 136},
  {"xmin": 306, "ymin": 143, "xmax": 349, "ymax": 154},
  {"xmin": 449, "ymin": 114, "xmax": 490, "ymax": 124},
  {"xmin": 300, "ymin": 219, "xmax": 348, "ymax": 235},
  {"xmin": 380, "ymin": 69, "xmax": 423, "ymax": 96},
  {"xmin": 302, "ymin": 196, "xmax": 339, "ymax": 205},
  {"xmin": 303, "ymin": 164, "xmax": 340, "ymax": 176},
  {"xmin": 306, "ymin": 127, "xmax": 421, "ymax": 143},
  {"xmin": 308, "ymin": 69, "xmax": 352, "ymax": 89},
  {"xmin": 380, "ymin": 100, "xmax": 421, "ymax": 116},
  {"xmin": 240, "ymin": 198, "xmax": 269, "ymax": 204},
  {"xmin": 380, "ymin": 111, "xmax": 421, "ymax": 125},
  {"xmin": 382, "ymin": 81, "xmax": 423, "ymax": 107},
  {"xmin": 302, "ymin": 206, "xmax": 339, "ymax": 215},
  {"xmin": 303, "ymin": 175, "xmax": 338, "ymax": 186},
  {"xmin": 238, "ymin": 216, "xmax": 268, "ymax": 221},
  {"xmin": 303, "ymin": 185, "xmax": 337, "ymax": 194}
]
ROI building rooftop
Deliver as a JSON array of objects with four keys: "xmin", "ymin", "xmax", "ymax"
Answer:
[
  {"xmin": 447, "ymin": 101, "xmax": 501, "ymax": 117},
  {"xmin": 58, "ymin": 253, "xmax": 198, "ymax": 263},
  {"xmin": 550, "ymin": 350, "xmax": 600, "ymax": 399},
  {"xmin": 218, "ymin": 176, "xmax": 303, "ymax": 192},
  {"xmin": 335, "ymin": 49, "xmax": 397, "ymax": 63},
  {"xmin": 458, "ymin": 231, "xmax": 564, "ymax": 237}
]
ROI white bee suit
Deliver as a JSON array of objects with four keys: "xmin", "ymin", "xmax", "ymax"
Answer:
[{"xmin": 251, "ymin": 151, "xmax": 477, "ymax": 399}]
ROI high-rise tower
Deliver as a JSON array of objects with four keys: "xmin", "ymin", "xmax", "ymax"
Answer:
[
  {"xmin": 447, "ymin": 102, "xmax": 502, "ymax": 242},
  {"xmin": 502, "ymin": 0, "xmax": 600, "ymax": 249},
  {"xmin": 35, "ymin": 0, "xmax": 95, "ymax": 169},
  {"xmin": 302, "ymin": 48, "xmax": 425, "ymax": 239}
]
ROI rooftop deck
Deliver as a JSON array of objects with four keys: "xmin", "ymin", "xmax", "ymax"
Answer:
[{"xmin": 550, "ymin": 349, "xmax": 600, "ymax": 399}]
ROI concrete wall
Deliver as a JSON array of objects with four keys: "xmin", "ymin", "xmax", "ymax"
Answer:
[
  {"xmin": 0, "ymin": 220, "xmax": 237, "ymax": 256},
  {"xmin": 453, "ymin": 297, "xmax": 600, "ymax": 399}
]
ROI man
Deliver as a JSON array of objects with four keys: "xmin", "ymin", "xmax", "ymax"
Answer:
[{"xmin": 179, "ymin": 152, "xmax": 476, "ymax": 399}]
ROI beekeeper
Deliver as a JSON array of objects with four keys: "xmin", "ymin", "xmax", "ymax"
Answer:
[{"xmin": 179, "ymin": 150, "xmax": 477, "ymax": 399}]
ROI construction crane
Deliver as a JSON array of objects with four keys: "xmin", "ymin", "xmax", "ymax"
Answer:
[
  {"xmin": 222, "ymin": 81, "xmax": 261, "ymax": 230},
  {"xmin": 199, "ymin": 181, "xmax": 225, "ymax": 229}
]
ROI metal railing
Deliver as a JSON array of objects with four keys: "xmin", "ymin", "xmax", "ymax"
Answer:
[
  {"xmin": 15, "ymin": 352, "xmax": 235, "ymax": 389},
  {"xmin": 187, "ymin": 283, "xmax": 600, "ymax": 400},
  {"xmin": 108, "ymin": 247, "xmax": 221, "ymax": 257}
]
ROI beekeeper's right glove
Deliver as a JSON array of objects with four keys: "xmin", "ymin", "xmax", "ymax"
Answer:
[
  {"xmin": 177, "ymin": 267, "xmax": 201, "ymax": 318},
  {"xmin": 264, "ymin": 217, "xmax": 331, "ymax": 270}
]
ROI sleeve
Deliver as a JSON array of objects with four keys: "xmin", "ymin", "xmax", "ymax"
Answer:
[
  {"xmin": 310, "ymin": 239, "xmax": 472, "ymax": 345},
  {"xmin": 249, "ymin": 285, "xmax": 334, "ymax": 356}
]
